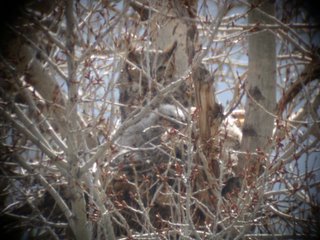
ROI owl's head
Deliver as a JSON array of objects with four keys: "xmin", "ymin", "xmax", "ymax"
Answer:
[{"xmin": 126, "ymin": 41, "xmax": 177, "ymax": 81}]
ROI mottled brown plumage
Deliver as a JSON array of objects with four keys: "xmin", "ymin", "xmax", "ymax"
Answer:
[{"xmin": 118, "ymin": 41, "xmax": 193, "ymax": 121}]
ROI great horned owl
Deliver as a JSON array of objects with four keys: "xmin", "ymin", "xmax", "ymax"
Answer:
[{"xmin": 118, "ymin": 41, "xmax": 193, "ymax": 121}]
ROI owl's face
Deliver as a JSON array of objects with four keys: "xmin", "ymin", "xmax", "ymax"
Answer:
[
  {"xmin": 126, "ymin": 42, "xmax": 176, "ymax": 82},
  {"xmin": 118, "ymin": 42, "xmax": 177, "ymax": 121}
]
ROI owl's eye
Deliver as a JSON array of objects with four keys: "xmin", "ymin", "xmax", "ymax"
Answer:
[
  {"xmin": 157, "ymin": 65, "xmax": 166, "ymax": 73},
  {"xmin": 155, "ymin": 66, "xmax": 167, "ymax": 78}
]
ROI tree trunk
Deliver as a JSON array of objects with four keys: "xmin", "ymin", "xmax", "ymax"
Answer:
[{"xmin": 236, "ymin": 0, "xmax": 276, "ymax": 181}]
